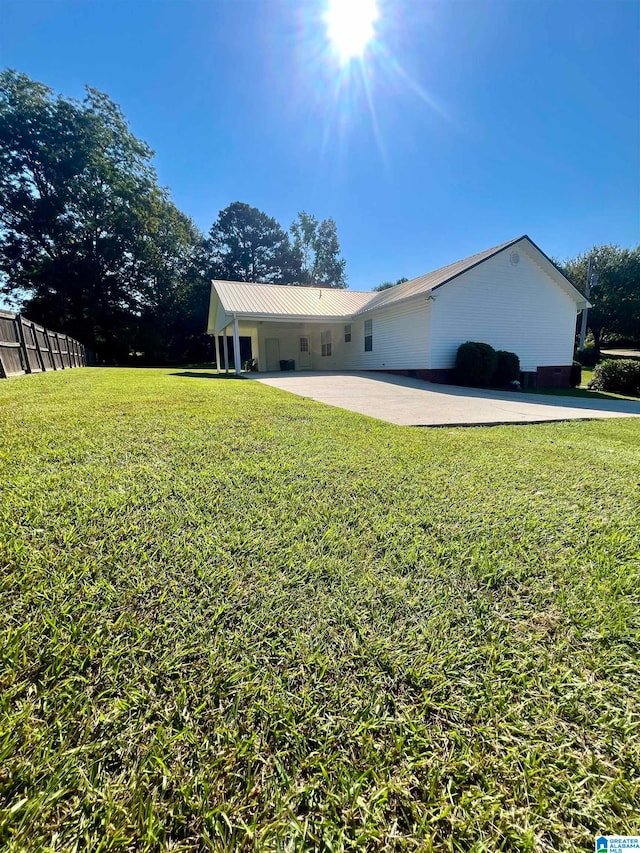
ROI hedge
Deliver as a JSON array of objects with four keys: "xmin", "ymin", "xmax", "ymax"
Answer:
[
  {"xmin": 588, "ymin": 359, "xmax": 640, "ymax": 397},
  {"xmin": 455, "ymin": 342, "xmax": 498, "ymax": 386},
  {"xmin": 493, "ymin": 350, "xmax": 520, "ymax": 386},
  {"xmin": 570, "ymin": 361, "xmax": 582, "ymax": 388}
]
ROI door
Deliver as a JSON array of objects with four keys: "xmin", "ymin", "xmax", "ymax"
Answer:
[
  {"xmin": 298, "ymin": 335, "xmax": 312, "ymax": 369},
  {"xmin": 265, "ymin": 338, "xmax": 280, "ymax": 372}
]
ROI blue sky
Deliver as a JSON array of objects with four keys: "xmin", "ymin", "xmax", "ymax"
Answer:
[{"xmin": 1, "ymin": 0, "xmax": 639, "ymax": 290}]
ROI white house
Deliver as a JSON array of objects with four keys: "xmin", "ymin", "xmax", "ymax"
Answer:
[{"xmin": 207, "ymin": 235, "xmax": 589, "ymax": 388}]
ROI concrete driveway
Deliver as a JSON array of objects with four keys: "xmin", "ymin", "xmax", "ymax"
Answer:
[{"xmin": 252, "ymin": 371, "xmax": 640, "ymax": 427}]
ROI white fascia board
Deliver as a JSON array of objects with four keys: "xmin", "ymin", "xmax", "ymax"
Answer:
[
  {"xmin": 207, "ymin": 285, "xmax": 234, "ymax": 334},
  {"xmin": 224, "ymin": 312, "xmax": 357, "ymax": 324},
  {"xmin": 520, "ymin": 240, "xmax": 590, "ymax": 309}
]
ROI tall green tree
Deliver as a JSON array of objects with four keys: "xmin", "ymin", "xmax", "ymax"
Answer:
[
  {"xmin": 135, "ymin": 199, "xmax": 210, "ymax": 364},
  {"xmin": 0, "ymin": 69, "xmax": 202, "ymax": 361},
  {"xmin": 559, "ymin": 245, "xmax": 640, "ymax": 349},
  {"xmin": 290, "ymin": 211, "xmax": 347, "ymax": 288},
  {"xmin": 206, "ymin": 202, "xmax": 300, "ymax": 284}
]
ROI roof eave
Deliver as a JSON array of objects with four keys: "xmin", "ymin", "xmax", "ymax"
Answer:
[
  {"xmin": 422, "ymin": 235, "xmax": 589, "ymax": 308},
  {"xmin": 428, "ymin": 235, "xmax": 527, "ymax": 296},
  {"xmin": 521, "ymin": 235, "xmax": 592, "ymax": 305},
  {"xmin": 218, "ymin": 310, "xmax": 358, "ymax": 323},
  {"xmin": 357, "ymin": 236, "xmax": 527, "ymax": 313}
]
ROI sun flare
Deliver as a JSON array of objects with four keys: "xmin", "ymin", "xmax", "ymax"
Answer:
[{"xmin": 324, "ymin": 0, "xmax": 379, "ymax": 64}]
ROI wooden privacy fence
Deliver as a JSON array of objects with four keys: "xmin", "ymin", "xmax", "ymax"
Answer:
[{"xmin": 0, "ymin": 310, "xmax": 88, "ymax": 379}]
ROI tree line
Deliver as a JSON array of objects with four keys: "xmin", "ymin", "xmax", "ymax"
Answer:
[
  {"xmin": 0, "ymin": 70, "xmax": 346, "ymax": 363},
  {"xmin": 1, "ymin": 69, "xmax": 637, "ymax": 363}
]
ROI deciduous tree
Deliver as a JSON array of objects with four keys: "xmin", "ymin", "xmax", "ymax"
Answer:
[
  {"xmin": 0, "ymin": 69, "xmax": 203, "ymax": 362},
  {"xmin": 290, "ymin": 211, "xmax": 347, "ymax": 288},
  {"xmin": 558, "ymin": 245, "xmax": 640, "ymax": 350}
]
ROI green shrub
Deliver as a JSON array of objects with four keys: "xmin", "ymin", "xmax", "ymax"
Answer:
[
  {"xmin": 493, "ymin": 350, "xmax": 520, "ymax": 386},
  {"xmin": 575, "ymin": 345, "xmax": 599, "ymax": 367},
  {"xmin": 570, "ymin": 361, "xmax": 582, "ymax": 388},
  {"xmin": 455, "ymin": 341, "xmax": 498, "ymax": 386},
  {"xmin": 588, "ymin": 359, "xmax": 640, "ymax": 397}
]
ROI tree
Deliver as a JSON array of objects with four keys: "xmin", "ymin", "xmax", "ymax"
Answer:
[
  {"xmin": 206, "ymin": 202, "xmax": 300, "ymax": 285},
  {"xmin": 373, "ymin": 276, "xmax": 408, "ymax": 292},
  {"xmin": 0, "ymin": 69, "xmax": 202, "ymax": 362},
  {"xmin": 135, "ymin": 199, "xmax": 210, "ymax": 364},
  {"xmin": 290, "ymin": 212, "xmax": 347, "ymax": 288},
  {"xmin": 558, "ymin": 245, "xmax": 640, "ymax": 350}
]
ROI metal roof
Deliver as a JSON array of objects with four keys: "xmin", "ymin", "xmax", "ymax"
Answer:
[
  {"xmin": 212, "ymin": 280, "xmax": 371, "ymax": 318},
  {"xmin": 210, "ymin": 236, "xmax": 587, "ymax": 330}
]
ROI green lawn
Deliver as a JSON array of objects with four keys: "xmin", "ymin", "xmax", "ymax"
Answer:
[{"xmin": 1, "ymin": 368, "xmax": 639, "ymax": 852}]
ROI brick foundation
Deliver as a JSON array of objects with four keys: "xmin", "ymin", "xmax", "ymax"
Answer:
[
  {"xmin": 423, "ymin": 368, "xmax": 457, "ymax": 384},
  {"xmin": 376, "ymin": 366, "xmax": 573, "ymax": 389},
  {"xmin": 536, "ymin": 365, "xmax": 572, "ymax": 389}
]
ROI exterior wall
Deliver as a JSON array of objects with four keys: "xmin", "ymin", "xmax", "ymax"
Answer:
[
  {"xmin": 429, "ymin": 247, "xmax": 578, "ymax": 373},
  {"xmin": 251, "ymin": 298, "xmax": 432, "ymax": 373},
  {"xmin": 255, "ymin": 322, "xmax": 315, "ymax": 371},
  {"xmin": 339, "ymin": 298, "xmax": 432, "ymax": 371}
]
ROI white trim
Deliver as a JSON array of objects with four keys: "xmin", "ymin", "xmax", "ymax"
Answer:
[{"xmin": 232, "ymin": 316, "xmax": 241, "ymax": 376}]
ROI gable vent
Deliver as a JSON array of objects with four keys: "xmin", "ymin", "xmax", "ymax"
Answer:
[{"xmin": 509, "ymin": 251, "xmax": 520, "ymax": 266}]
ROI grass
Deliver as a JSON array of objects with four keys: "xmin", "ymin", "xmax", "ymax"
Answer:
[{"xmin": 1, "ymin": 368, "xmax": 639, "ymax": 852}]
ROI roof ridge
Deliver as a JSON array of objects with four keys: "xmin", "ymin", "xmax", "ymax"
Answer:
[{"xmin": 211, "ymin": 278, "xmax": 370, "ymax": 294}]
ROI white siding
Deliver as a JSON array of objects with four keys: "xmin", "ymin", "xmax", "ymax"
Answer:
[
  {"xmin": 339, "ymin": 298, "xmax": 432, "ymax": 371},
  {"xmin": 429, "ymin": 247, "xmax": 578, "ymax": 372}
]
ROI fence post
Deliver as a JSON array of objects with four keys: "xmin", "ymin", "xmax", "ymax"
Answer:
[
  {"xmin": 16, "ymin": 315, "xmax": 32, "ymax": 374},
  {"xmin": 31, "ymin": 321, "xmax": 46, "ymax": 372},
  {"xmin": 46, "ymin": 329, "xmax": 57, "ymax": 370}
]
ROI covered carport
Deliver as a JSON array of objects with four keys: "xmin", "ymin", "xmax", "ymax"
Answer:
[{"xmin": 207, "ymin": 279, "xmax": 371, "ymax": 374}]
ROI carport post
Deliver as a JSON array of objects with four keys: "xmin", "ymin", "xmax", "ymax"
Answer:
[
  {"xmin": 232, "ymin": 315, "xmax": 241, "ymax": 376},
  {"xmin": 223, "ymin": 327, "xmax": 229, "ymax": 374}
]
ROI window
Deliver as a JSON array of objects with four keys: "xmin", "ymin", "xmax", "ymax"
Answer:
[
  {"xmin": 299, "ymin": 336, "xmax": 309, "ymax": 353},
  {"xmin": 364, "ymin": 319, "xmax": 373, "ymax": 352},
  {"xmin": 321, "ymin": 330, "xmax": 332, "ymax": 357},
  {"xmin": 344, "ymin": 324, "xmax": 352, "ymax": 343}
]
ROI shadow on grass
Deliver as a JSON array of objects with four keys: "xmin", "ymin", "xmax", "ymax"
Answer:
[{"xmin": 171, "ymin": 371, "xmax": 241, "ymax": 380}]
